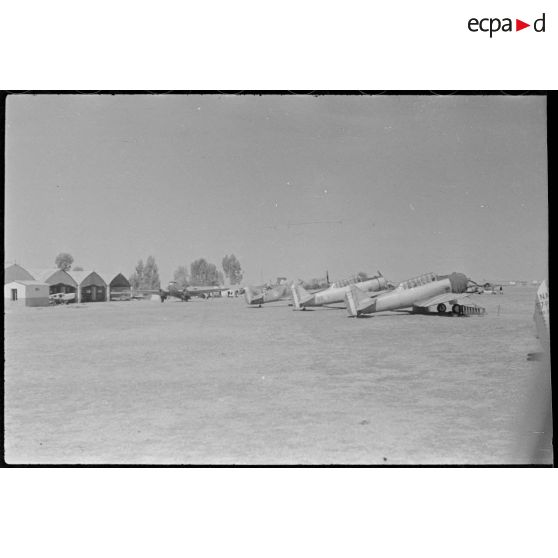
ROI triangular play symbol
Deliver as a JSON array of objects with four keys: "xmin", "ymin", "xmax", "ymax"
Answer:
[{"xmin": 516, "ymin": 19, "xmax": 530, "ymax": 31}]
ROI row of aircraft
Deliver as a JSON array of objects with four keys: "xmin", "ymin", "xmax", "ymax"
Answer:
[
  {"xmin": 244, "ymin": 271, "xmax": 487, "ymax": 317},
  {"xmin": 157, "ymin": 268, "xmax": 486, "ymax": 317}
]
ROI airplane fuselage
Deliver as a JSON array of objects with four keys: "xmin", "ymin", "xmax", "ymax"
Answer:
[
  {"xmin": 533, "ymin": 279, "xmax": 549, "ymax": 354},
  {"xmin": 161, "ymin": 283, "xmax": 224, "ymax": 302},
  {"xmin": 345, "ymin": 272, "xmax": 469, "ymax": 316},
  {"xmin": 244, "ymin": 284, "xmax": 290, "ymax": 305},
  {"xmin": 303, "ymin": 276, "xmax": 387, "ymax": 307}
]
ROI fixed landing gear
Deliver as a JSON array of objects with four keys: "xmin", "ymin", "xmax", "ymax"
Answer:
[
  {"xmin": 437, "ymin": 302, "xmax": 465, "ymax": 315},
  {"xmin": 452, "ymin": 303, "xmax": 464, "ymax": 315}
]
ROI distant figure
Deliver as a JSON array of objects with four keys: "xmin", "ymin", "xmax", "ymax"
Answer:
[{"xmin": 499, "ymin": 286, "xmax": 503, "ymax": 295}]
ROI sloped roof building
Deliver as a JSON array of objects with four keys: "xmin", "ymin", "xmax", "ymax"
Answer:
[
  {"xmin": 98, "ymin": 272, "xmax": 132, "ymax": 301},
  {"xmin": 27, "ymin": 268, "xmax": 78, "ymax": 294},
  {"xmin": 4, "ymin": 264, "xmax": 35, "ymax": 284},
  {"xmin": 68, "ymin": 270, "xmax": 107, "ymax": 302}
]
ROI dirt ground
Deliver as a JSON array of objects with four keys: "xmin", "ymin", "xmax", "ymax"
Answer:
[{"xmin": 4, "ymin": 286, "xmax": 552, "ymax": 464}]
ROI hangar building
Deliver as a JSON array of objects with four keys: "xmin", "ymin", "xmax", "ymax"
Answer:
[
  {"xmin": 28, "ymin": 268, "xmax": 78, "ymax": 296},
  {"xmin": 99, "ymin": 272, "xmax": 132, "ymax": 301},
  {"xmin": 69, "ymin": 270, "xmax": 108, "ymax": 302},
  {"xmin": 4, "ymin": 264, "xmax": 35, "ymax": 284}
]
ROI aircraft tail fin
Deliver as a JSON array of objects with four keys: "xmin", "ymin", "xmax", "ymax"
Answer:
[
  {"xmin": 345, "ymin": 285, "xmax": 371, "ymax": 317},
  {"xmin": 244, "ymin": 286, "xmax": 263, "ymax": 305},
  {"xmin": 244, "ymin": 286, "xmax": 254, "ymax": 304},
  {"xmin": 291, "ymin": 283, "xmax": 314, "ymax": 310}
]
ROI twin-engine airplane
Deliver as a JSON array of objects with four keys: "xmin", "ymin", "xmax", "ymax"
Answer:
[
  {"xmin": 291, "ymin": 272, "xmax": 389, "ymax": 310},
  {"xmin": 344, "ymin": 272, "xmax": 485, "ymax": 317},
  {"xmin": 160, "ymin": 281, "xmax": 224, "ymax": 302}
]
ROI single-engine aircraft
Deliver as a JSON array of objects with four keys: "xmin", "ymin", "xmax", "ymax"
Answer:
[
  {"xmin": 244, "ymin": 283, "xmax": 291, "ymax": 307},
  {"xmin": 533, "ymin": 279, "xmax": 549, "ymax": 356},
  {"xmin": 344, "ymin": 272, "xmax": 485, "ymax": 317},
  {"xmin": 159, "ymin": 281, "xmax": 224, "ymax": 302},
  {"xmin": 291, "ymin": 272, "xmax": 390, "ymax": 310},
  {"xmin": 49, "ymin": 292, "xmax": 76, "ymax": 304}
]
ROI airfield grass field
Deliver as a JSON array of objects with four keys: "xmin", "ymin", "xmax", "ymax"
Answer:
[{"xmin": 4, "ymin": 286, "xmax": 552, "ymax": 464}]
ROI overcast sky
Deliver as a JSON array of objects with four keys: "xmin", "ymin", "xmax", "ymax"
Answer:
[{"xmin": 5, "ymin": 94, "xmax": 548, "ymax": 284}]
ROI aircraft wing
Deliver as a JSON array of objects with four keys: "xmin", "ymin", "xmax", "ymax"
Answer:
[
  {"xmin": 187, "ymin": 286, "xmax": 224, "ymax": 294},
  {"xmin": 414, "ymin": 292, "xmax": 471, "ymax": 308}
]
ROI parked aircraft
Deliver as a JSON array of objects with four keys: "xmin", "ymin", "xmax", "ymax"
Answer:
[
  {"xmin": 532, "ymin": 279, "xmax": 549, "ymax": 356},
  {"xmin": 244, "ymin": 283, "xmax": 291, "ymax": 307},
  {"xmin": 291, "ymin": 272, "xmax": 389, "ymax": 310},
  {"xmin": 344, "ymin": 272, "xmax": 485, "ymax": 317},
  {"xmin": 49, "ymin": 292, "xmax": 76, "ymax": 304},
  {"xmin": 159, "ymin": 282, "xmax": 224, "ymax": 302}
]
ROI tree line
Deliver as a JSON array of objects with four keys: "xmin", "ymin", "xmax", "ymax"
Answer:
[
  {"xmin": 174, "ymin": 255, "xmax": 243, "ymax": 289},
  {"xmin": 130, "ymin": 254, "xmax": 243, "ymax": 290},
  {"xmin": 54, "ymin": 252, "xmax": 243, "ymax": 291},
  {"xmin": 54, "ymin": 252, "xmax": 369, "ymax": 291}
]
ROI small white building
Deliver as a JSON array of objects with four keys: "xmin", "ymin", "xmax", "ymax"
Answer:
[{"xmin": 5, "ymin": 280, "xmax": 50, "ymax": 307}]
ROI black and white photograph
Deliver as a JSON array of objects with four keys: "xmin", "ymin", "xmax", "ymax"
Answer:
[{"xmin": 3, "ymin": 92, "xmax": 551, "ymax": 465}]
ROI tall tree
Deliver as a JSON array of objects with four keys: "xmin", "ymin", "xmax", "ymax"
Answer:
[
  {"xmin": 222, "ymin": 254, "xmax": 243, "ymax": 285},
  {"xmin": 55, "ymin": 252, "xmax": 74, "ymax": 271},
  {"xmin": 173, "ymin": 265, "xmax": 190, "ymax": 290},
  {"xmin": 143, "ymin": 255, "xmax": 160, "ymax": 289},
  {"xmin": 209, "ymin": 264, "xmax": 221, "ymax": 286},
  {"xmin": 129, "ymin": 259, "xmax": 145, "ymax": 291},
  {"xmin": 190, "ymin": 259, "xmax": 208, "ymax": 286},
  {"xmin": 129, "ymin": 257, "xmax": 160, "ymax": 290},
  {"xmin": 190, "ymin": 259, "xmax": 222, "ymax": 286}
]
